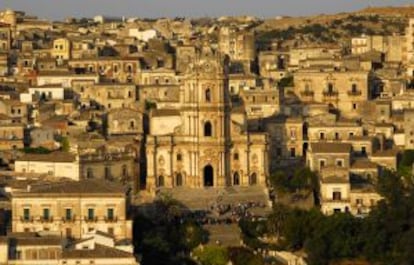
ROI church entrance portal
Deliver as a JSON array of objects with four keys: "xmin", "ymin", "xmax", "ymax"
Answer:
[{"xmin": 203, "ymin": 165, "xmax": 214, "ymax": 187}]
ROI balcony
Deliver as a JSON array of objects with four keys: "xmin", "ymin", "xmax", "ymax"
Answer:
[
  {"xmin": 300, "ymin": 90, "xmax": 314, "ymax": 98},
  {"xmin": 104, "ymin": 216, "xmax": 118, "ymax": 223},
  {"xmin": 347, "ymin": 90, "xmax": 362, "ymax": 96},
  {"xmin": 323, "ymin": 91, "xmax": 339, "ymax": 97},
  {"xmin": 20, "ymin": 217, "xmax": 34, "ymax": 223},
  {"xmin": 61, "ymin": 215, "xmax": 76, "ymax": 223},
  {"xmin": 84, "ymin": 216, "xmax": 98, "ymax": 223},
  {"xmin": 40, "ymin": 216, "xmax": 54, "ymax": 223}
]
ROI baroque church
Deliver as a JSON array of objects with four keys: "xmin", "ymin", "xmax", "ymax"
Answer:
[{"xmin": 146, "ymin": 46, "xmax": 268, "ymax": 191}]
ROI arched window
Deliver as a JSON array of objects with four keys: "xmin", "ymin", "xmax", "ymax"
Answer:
[
  {"xmin": 130, "ymin": 120, "xmax": 135, "ymax": 129},
  {"xmin": 352, "ymin": 84, "xmax": 357, "ymax": 93},
  {"xmin": 205, "ymin": 88, "xmax": 211, "ymax": 102},
  {"xmin": 204, "ymin": 122, "xmax": 212, "ymax": 137},
  {"xmin": 233, "ymin": 153, "xmax": 239, "ymax": 160}
]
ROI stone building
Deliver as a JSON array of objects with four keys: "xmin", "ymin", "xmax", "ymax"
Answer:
[
  {"xmin": 406, "ymin": 18, "xmax": 414, "ymax": 76},
  {"xmin": 51, "ymin": 38, "xmax": 71, "ymax": 60},
  {"xmin": 14, "ymin": 152, "xmax": 80, "ymax": 180},
  {"xmin": 0, "ymin": 24, "xmax": 11, "ymax": 51},
  {"xmin": 0, "ymin": 232, "xmax": 139, "ymax": 264},
  {"xmin": 218, "ymin": 27, "xmax": 255, "ymax": 64},
  {"xmin": 11, "ymin": 180, "xmax": 133, "ymax": 241},
  {"xmin": 264, "ymin": 116, "xmax": 304, "ymax": 170},
  {"xmin": 72, "ymin": 81, "xmax": 136, "ymax": 110},
  {"xmin": 293, "ymin": 68, "xmax": 371, "ymax": 116},
  {"xmin": 106, "ymin": 108, "xmax": 143, "ymax": 137},
  {"xmin": 79, "ymin": 145, "xmax": 137, "ymax": 185},
  {"xmin": 404, "ymin": 109, "xmax": 414, "ymax": 149},
  {"xmin": 239, "ymin": 79, "xmax": 280, "ymax": 120},
  {"xmin": 146, "ymin": 46, "xmax": 268, "ymax": 190},
  {"xmin": 68, "ymin": 57, "xmax": 140, "ymax": 83}
]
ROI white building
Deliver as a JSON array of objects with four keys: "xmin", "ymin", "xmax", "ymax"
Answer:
[
  {"xmin": 14, "ymin": 152, "xmax": 80, "ymax": 180},
  {"xmin": 128, "ymin": 29, "xmax": 158, "ymax": 42},
  {"xmin": 20, "ymin": 85, "xmax": 65, "ymax": 103}
]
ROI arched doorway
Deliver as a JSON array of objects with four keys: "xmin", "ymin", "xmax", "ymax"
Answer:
[
  {"xmin": 157, "ymin": 175, "xmax": 164, "ymax": 187},
  {"xmin": 204, "ymin": 122, "xmax": 212, "ymax": 137},
  {"xmin": 233, "ymin": 172, "xmax": 240, "ymax": 186},
  {"xmin": 203, "ymin": 165, "xmax": 214, "ymax": 187},
  {"xmin": 176, "ymin": 173, "xmax": 183, "ymax": 187},
  {"xmin": 249, "ymin": 173, "xmax": 257, "ymax": 185}
]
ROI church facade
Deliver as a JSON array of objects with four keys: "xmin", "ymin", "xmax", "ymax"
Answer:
[{"xmin": 146, "ymin": 46, "xmax": 268, "ymax": 190}]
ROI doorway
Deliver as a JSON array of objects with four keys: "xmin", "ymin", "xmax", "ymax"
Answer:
[{"xmin": 203, "ymin": 165, "xmax": 214, "ymax": 187}]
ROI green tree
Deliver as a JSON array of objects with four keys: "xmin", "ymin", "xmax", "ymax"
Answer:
[
  {"xmin": 22, "ymin": 147, "xmax": 51, "ymax": 154},
  {"xmin": 60, "ymin": 137, "xmax": 70, "ymax": 152},
  {"xmin": 228, "ymin": 247, "xmax": 264, "ymax": 265},
  {"xmin": 180, "ymin": 221, "xmax": 209, "ymax": 250},
  {"xmin": 267, "ymin": 203, "xmax": 289, "ymax": 239},
  {"xmin": 278, "ymin": 76, "xmax": 294, "ymax": 88},
  {"xmin": 193, "ymin": 246, "xmax": 229, "ymax": 265}
]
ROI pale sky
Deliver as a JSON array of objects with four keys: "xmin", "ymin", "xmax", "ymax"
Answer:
[{"xmin": 2, "ymin": 0, "xmax": 413, "ymax": 20}]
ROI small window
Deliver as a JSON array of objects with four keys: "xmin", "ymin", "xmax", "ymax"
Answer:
[
  {"xmin": 177, "ymin": 153, "xmax": 182, "ymax": 161},
  {"xmin": 290, "ymin": 148, "xmax": 296, "ymax": 158},
  {"xmin": 86, "ymin": 168, "xmax": 93, "ymax": 179},
  {"xmin": 319, "ymin": 160, "xmax": 326, "ymax": 168},
  {"xmin": 204, "ymin": 122, "xmax": 212, "ymax": 137},
  {"xmin": 352, "ymin": 84, "xmax": 358, "ymax": 93},
  {"xmin": 87, "ymin": 208, "xmax": 94, "ymax": 220},
  {"xmin": 205, "ymin": 88, "xmax": 211, "ymax": 102},
  {"xmin": 361, "ymin": 146, "xmax": 366, "ymax": 155},
  {"xmin": 233, "ymin": 153, "xmax": 239, "ymax": 160},
  {"xmin": 333, "ymin": 191, "xmax": 342, "ymax": 201},
  {"xmin": 336, "ymin": 160, "xmax": 343, "ymax": 167},
  {"xmin": 43, "ymin": 208, "xmax": 50, "ymax": 220},
  {"xmin": 23, "ymin": 208, "xmax": 30, "ymax": 221},
  {"xmin": 66, "ymin": 209, "xmax": 72, "ymax": 220},
  {"xmin": 105, "ymin": 166, "xmax": 111, "ymax": 179},
  {"xmin": 107, "ymin": 208, "xmax": 114, "ymax": 221},
  {"xmin": 320, "ymin": 132, "xmax": 325, "ymax": 140}
]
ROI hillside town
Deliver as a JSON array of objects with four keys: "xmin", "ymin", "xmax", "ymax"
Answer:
[{"xmin": 0, "ymin": 6, "xmax": 413, "ymax": 265}]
